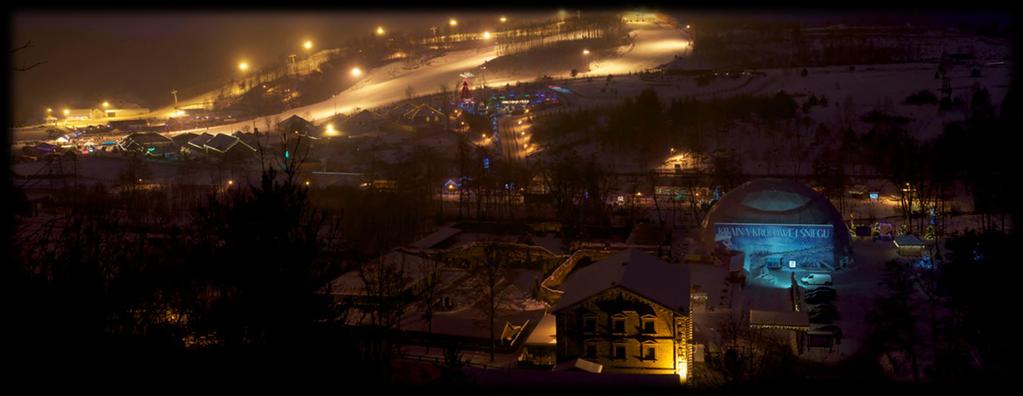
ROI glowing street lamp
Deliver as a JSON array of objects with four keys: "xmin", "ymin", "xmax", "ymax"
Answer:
[
  {"xmin": 350, "ymin": 66, "xmax": 363, "ymax": 77},
  {"xmin": 325, "ymin": 123, "xmax": 338, "ymax": 136},
  {"xmin": 500, "ymin": 16, "xmax": 507, "ymax": 23},
  {"xmin": 685, "ymin": 24, "xmax": 691, "ymax": 29},
  {"xmin": 482, "ymin": 31, "xmax": 491, "ymax": 40},
  {"xmin": 303, "ymin": 40, "xmax": 313, "ymax": 50},
  {"xmin": 449, "ymin": 18, "xmax": 458, "ymax": 27},
  {"xmin": 102, "ymin": 101, "xmax": 110, "ymax": 108},
  {"xmin": 376, "ymin": 26, "xmax": 385, "ymax": 35},
  {"xmin": 582, "ymin": 49, "xmax": 590, "ymax": 55},
  {"xmin": 238, "ymin": 61, "xmax": 250, "ymax": 72},
  {"xmin": 63, "ymin": 108, "xmax": 70, "ymax": 116}
]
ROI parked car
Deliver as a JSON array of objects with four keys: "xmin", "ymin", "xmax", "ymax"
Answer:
[{"xmin": 800, "ymin": 273, "xmax": 832, "ymax": 286}]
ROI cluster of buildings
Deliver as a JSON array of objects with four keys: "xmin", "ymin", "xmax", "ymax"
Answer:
[
  {"xmin": 46, "ymin": 102, "xmax": 150, "ymax": 125},
  {"xmin": 117, "ymin": 131, "xmax": 257, "ymax": 162},
  {"xmin": 321, "ymin": 178, "xmax": 876, "ymax": 383}
]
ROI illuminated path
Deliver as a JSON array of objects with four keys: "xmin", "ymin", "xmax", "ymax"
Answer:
[
  {"xmin": 14, "ymin": 15, "xmax": 688, "ymax": 142},
  {"xmin": 163, "ymin": 19, "xmax": 685, "ymax": 137}
]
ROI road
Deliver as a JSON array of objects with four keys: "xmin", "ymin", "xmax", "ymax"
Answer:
[{"xmin": 496, "ymin": 114, "xmax": 535, "ymax": 164}]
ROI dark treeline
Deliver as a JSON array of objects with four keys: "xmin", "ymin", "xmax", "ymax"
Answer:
[
  {"xmin": 534, "ymin": 86, "xmax": 1015, "ymax": 237},
  {"xmin": 6, "ymin": 135, "xmax": 442, "ymax": 384},
  {"xmin": 865, "ymin": 229, "xmax": 1016, "ymax": 384},
  {"xmin": 535, "ymin": 88, "xmax": 798, "ymax": 156}
]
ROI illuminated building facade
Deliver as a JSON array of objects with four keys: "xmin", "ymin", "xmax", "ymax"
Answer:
[
  {"xmin": 702, "ymin": 179, "xmax": 852, "ymax": 274},
  {"xmin": 552, "ymin": 249, "xmax": 692, "ymax": 381}
]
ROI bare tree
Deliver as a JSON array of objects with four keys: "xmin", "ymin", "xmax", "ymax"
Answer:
[
  {"xmin": 11, "ymin": 40, "xmax": 47, "ymax": 72},
  {"xmin": 468, "ymin": 242, "xmax": 517, "ymax": 362}
]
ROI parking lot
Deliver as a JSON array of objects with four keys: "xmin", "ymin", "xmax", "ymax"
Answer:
[{"xmin": 738, "ymin": 239, "xmax": 901, "ymax": 361}]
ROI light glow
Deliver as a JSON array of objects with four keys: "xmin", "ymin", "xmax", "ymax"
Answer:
[
  {"xmin": 350, "ymin": 67, "xmax": 363, "ymax": 77},
  {"xmin": 238, "ymin": 62, "xmax": 249, "ymax": 72}
]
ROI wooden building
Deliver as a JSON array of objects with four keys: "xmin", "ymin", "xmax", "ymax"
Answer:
[{"xmin": 552, "ymin": 249, "xmax": 692, "ymax": 382}]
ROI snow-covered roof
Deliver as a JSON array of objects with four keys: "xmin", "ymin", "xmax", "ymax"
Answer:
[
  {"xmin": 749, "ymin": 309, "xmax": 809, "ymax": 329},
  {"xmin": 402, "ymin": 103, "xmax": 445, "ymax": 122},
  {"xmin": 205, "ymin": 134, "xmax": 240, "ymax": 153},
  {"xmin": 409, "ymin": 226, "xmax": 461, "ymax": 250},
  {"xmin": 523, "ymin": 313, "xmax": 557, "ymax": 346},
  {"xmin": 320, "ymin": 250, "xmax": 446, "ymax": 296},
  {"xmin": 123, "ymin": 132, "xmax": 172, "ymax": 145},
  {"xmin": 171, "ymin": 132, "xmax": 198, "ymax": 146},
  {"xmin": 551, "ymin": 249, "xmax": 690, "ymax": 314},
  {"xmin": 187, "ymin": 133, "xmax": 215, "ymax": 148},
  {"xmin": 278, "ymin": 115, "xmax": 314, "ymax": 133}
]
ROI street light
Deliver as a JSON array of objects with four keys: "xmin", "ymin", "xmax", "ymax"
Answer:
[
  {"xmin": 582, "ymin": 49, "xmax": 590, "ymax": 55},
  {"xmin": 303, "ymin": 40, "xmax": 313, "ymax": 50},
  {"xmin": 102, "ymin": 101, "xmax": 110, "ymax": 108},
  {"xmin": 500, "ymin": 16, "xmax": 507, "ymax": 23},
  {"xmin": 449, "ymin": 18, "xmax": 458, "ymax": 27},
  {"xmin": 482, "ymin": 31, "xmax": 491, "ymax": 40},
  {"xmin": 376, "ymin": 26, "xmax": 385, "ymax": 35},
  {"xmin": 350, "ymin": 66, "xmax": 363, "ymax": 77},
  {"xmin": 63, "ymin": 108, "xmax": 70, "ymax": 116},
  {"xmin": 238, "ymin": 62, "xmax": 249, "ymax": 72},
  {"xmin": 325, "ymin": 123, "xmax": 338, "ymax": 136}
]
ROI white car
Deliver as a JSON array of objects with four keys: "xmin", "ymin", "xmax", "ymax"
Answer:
[{"xmin": 800, "ymin": 273, "xmax": 832, "ymax": 286}]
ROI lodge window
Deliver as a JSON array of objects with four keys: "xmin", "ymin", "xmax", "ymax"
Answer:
[
  {"xmin": 642, "ymin": 316, "xmax": 656, "ymax": 333},
  {"xmin": 644, "ymin": 344, "xmax": 656, "ymax": 361},
  {"xmin": 612, "ymin": 314, "xmax": 626, "ymax": 334},
  {"xmin": 614, "ymin": 344, "xmax": 626, "ymax": 360},
  {"xmin": 583, "ymin": 315, "xmax": 597, "ymax": 334},
  {"xmin": 585, "ymin": 344, "xmax": 598, "ymax": 359}
]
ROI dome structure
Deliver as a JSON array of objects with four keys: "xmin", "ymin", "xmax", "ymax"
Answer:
[{"xmin": 702, "ymin": 179, "xmax": 850, "ymax": 272}]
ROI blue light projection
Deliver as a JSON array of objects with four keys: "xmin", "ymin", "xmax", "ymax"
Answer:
[{"xmin": 713, "ymin": 222, "xmax": 835, "ymax": 273}]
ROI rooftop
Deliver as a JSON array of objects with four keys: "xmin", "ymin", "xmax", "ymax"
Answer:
[{"xmin": 552, "ymin": 249, "xmax": 690, "ymax": 314}]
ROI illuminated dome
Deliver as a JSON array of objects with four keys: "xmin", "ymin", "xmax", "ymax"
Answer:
[{"xmin": 702, "ymin": 178, "xmax": 850, "ymax": 252}]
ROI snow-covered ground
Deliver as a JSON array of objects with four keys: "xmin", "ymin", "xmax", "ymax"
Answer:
[{"xmin": 9, "ymin": 18, "xmax": 689, "ymax": 144}]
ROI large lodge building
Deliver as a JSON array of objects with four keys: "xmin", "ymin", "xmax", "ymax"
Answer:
[{"xmin": 551, "ymin": 249, "xmax": 692, "ymax": 381}]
